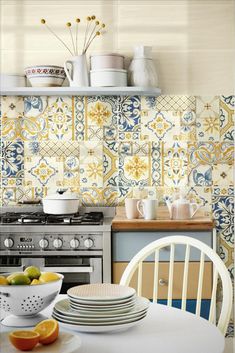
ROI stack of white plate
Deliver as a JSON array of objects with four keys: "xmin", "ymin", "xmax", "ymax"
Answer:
[{"xmin": 52, "ymin": 284, "xmax": 149, "ymax": 333}]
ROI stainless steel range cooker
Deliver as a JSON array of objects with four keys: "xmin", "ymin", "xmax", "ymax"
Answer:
[{"xmin": 0, "ymin": 206, "xmax": 115, "ymax": 293}]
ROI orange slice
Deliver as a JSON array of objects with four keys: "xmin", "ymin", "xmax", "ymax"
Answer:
[
  {"xmin": 34, "ymin": 319, "xmax": 59, "ymax": 345},
  {"xmin": 9, "ymin": 330, "xmax": 40, "ymax": 351}
]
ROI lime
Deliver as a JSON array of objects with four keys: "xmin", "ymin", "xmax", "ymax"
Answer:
[
  {"xmin": 39, "ymin": 272, "xmax": 60, "ymax": 283},
  {"xmin": 24, "ymin": 266, "xmax": 41, "ymax": 280},
  {"xmin": 0, "ymin": 276, "xmax": 8, "ymax": 285},
  {"xmin": 7, "ymin": 273, "xmax": 31, "ymax": 285}
]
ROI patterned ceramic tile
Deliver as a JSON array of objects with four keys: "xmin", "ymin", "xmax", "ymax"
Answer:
[
  {"xmin": 212, "ymin": 187, "xmax": 234, "ymax": 196},
  {"xmin": 187, "ymin": 186, "xmax": 212, "ymax": 213},
  {"xmin": 103, "ymin": 141, "xmax": 118, "ymax": 187},
  {"xmin": 153, "ymin": 96, "xmax": 196, "ymax": 111},
  {"xmin": 25, "ymin": 156, "xmax": 63, "ymax": 187},
  {"xmin": 141, "ymin": 110, "xmax": 180, "ymax": 141},
  {"xmin": 2, "ymin": 96, "xmax": 24, "ymax": 118},
  {"xmin": 25, "ymin": 141, "xmax": 80, "ymax": 158},
  {"xmin": 1, "ymin": 141, "xmax": 24, "ymax": 178},
  {"xmin": 103, "ymin": 187, "xmax": 119, "ymax": 206},
  {"xmin": 196, "ymin": 117, "xmax": 220, "ymax": 141},
  {"xmin": 80, "ymin": 187, "xmax": 104, "ymax": 206},
  {"xmin": 219, "ymin": 238, "xmax": 234, "ymax": 274},
  {"xmin": 79, "ymin": 141, "xmax": 103, "ymax": 187},
  {"xmin": 189, "ymin": 165, "xmax": 212, "ymax": 186},
  {"xmin": 220, "ymin": 96, "xmax": 234, "ymax": 141},
  {"xmin": 117, "ymin": 96, "xmax": 141, "ymax": 132},
  {"xmin": 212, "ymin": 194, "xmax": 234, "ymax": 246},
  {"xmin": 196, "ymin": 96, "xmax": 219, "ymax": 119},
  {"xmin": 24, "ymin": 96, "xmax": 47, "ymax": 118},
  {"xmin": 47, "ymin": 96, "xmax": 73, "ymax": 140},
  {"xmin": 163, "ymin": 141, "xmax": 188, "ymax": 187},
  {"xmin": 79, "ymin": 141, "xmax": 103, "ymax": 164},
  {"xmin": 119, "ymin": 154, "xmax": 150, "ymax": 187},
  {"xmin": 212, "ymin": 164, "xmax": 234, "ymax": 186},
  {"xmin": 74, "ymin": 96, "xmax": 85, "ymax": 141}
]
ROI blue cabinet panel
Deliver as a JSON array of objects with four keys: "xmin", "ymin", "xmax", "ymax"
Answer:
[{"xmin": 112, "ymin": 231, "xmax": 212, "ymax": 261}]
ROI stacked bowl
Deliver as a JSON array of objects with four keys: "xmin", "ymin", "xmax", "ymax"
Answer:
[
  {"xmin": 90, "ymin": 53, "xmax": 127, "ymax": 87},
  {"xmin": 52, "ymin": 283, "xmax": 149, "ymax": 333}
]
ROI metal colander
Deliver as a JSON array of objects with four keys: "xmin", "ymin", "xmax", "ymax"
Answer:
[{"xmin": 0, "ymin": 272, "xmax": 63, "ymax": 326}]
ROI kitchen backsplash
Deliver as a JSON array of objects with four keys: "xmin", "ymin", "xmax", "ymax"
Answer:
[{"xmin": 0, "ymin": 93, "xmax": 234, "ymax": 333}]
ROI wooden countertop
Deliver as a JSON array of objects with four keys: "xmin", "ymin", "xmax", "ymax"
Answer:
[{"xmin": 112, "ymin": 207, "xmax": 214, "ymax": 231}]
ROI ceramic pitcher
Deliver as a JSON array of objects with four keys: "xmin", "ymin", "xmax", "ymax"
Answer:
[{"xmin": 64, "ymin": 54, "xmax": 89, "ymax": 87}]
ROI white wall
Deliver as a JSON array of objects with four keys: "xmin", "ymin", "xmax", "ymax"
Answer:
[{"xmin": 1, "ymin": 0, "xmax": 234, "ymax": 94}]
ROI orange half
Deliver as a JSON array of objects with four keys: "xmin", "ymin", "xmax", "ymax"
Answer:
[
  {"xmin": 34, "ymin": 319, "xmax": 59, "ymax": 345},
  {"xmin": 9, "ymin": 330, "xmax": 40, "ymax": 351}
]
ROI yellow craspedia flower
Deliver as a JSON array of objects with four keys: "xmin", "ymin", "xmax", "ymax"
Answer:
[
  {"xmin": 41, "ymin": 19, "xmax": 46, "ymax": 24},
  {"xmin": 66, "ymin": 22, "xmax": 71, "ymax": 27},
  {"xmin": 91, "ymin": 15, "xmax": 96, "ymax": 20},
  {"xmin": 76, "ymin": 18, "xmax": 80, "ymax": 23},
  {"xmin": 95, "ymin": 21, "xmax": 100, "ymax": 25},
  {"xmin": 87, "ymin": 16, "xmax": 91, "ymax": 21},
  {"xmin": 101, "ymin": 23, "xmax": 105, "ymax": 28},
  {"xmin": 96, "ymin": 31, "xmax": 101, "ymax": 36}
]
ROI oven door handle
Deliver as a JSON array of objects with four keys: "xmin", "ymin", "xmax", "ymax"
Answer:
[
  {"xmin": 40, "ymin": 266, "xmax": 93, "ymax": 273},
  {"xmin": 0, "ymin": 266, "xmax": 24, "ymax": 273}
]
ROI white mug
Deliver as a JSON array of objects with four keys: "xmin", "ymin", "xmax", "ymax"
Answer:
[
  {"xmin": 125, "ymin": 198, "xmax": 140, "ymax": 219},
  {"xmin": 137, "ymin": 199, "xmax": 158, "ymax": 220}
]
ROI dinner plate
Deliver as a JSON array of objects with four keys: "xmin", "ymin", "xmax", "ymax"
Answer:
[
  {"xmin": 0, "ymin": 331, "xmax": 82, "ymax": 353},
  {"xmin": 68, "ymin": 295, "xmax": 136, "ymax": 306},
  {"xmin": 55, "ymin": 297, "xmax": 149, "ymax": 318},
  {"xmin": 53, "ymin": 314, "xmax": 146, "ymax": 333},
  {"xmin": 69, "ymin": 300, "xmax": 136, "ymax": 311},
  {"xmin": 52, "ymin": 311, "xmax": 147, "ymax": 326},
  {"xmin": 67, "ymin": 283, "xmax": 136, "ymax": 301},
  {"xmin": 68, "ymin": 297, "xmax": 136, "ymax": 308},
  {"xmin": 70, "ymin": 304, "xmax": 136, "ymax": 315},
  {"xmin": 53, "ymin": 307, "xmax": 148, "ymax": 323}
]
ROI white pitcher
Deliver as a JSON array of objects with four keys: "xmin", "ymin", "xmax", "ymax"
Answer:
[{"xmin": 64, "ymin": 54, "xmax": 89, "ymax": 87}]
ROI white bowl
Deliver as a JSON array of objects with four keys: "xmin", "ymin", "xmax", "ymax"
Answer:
[
  {"xmin": 25, "ymin": 65, "xmax": 66, "ymax": 87},
  {"xmin": 0, "ymin": 272, "xmax": 63, "ymax": 326},
  {"xmin": 90, "ymin": 53, "xmax": 124, "ymax": 70},
  {"xmin": 90, "ymin": 69, "xmax": 127, "ymax": 87}
]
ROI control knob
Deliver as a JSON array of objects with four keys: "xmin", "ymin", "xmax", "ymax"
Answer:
[
  {"xmin": 70, "ymin": 238, "xmax": 80, "ymax": 249},
  {"xmin": 4, "ymin": 238, "xmax": 14, "ymax": 249},
  {"xmin": 39, "ymin": 238, "xmax": 49, "ymax": 249},
  {"xmin": 53, "ymin": 238, "xmax": 63, "ymax": 249},
  {"xmin": 84, "ymin": 238, "xmax": 94, "ymax": 249}
]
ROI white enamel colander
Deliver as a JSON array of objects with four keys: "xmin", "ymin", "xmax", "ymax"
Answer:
[{"xmin": 0, "ymin": 272, "xmax": 63, "ymax": 327}]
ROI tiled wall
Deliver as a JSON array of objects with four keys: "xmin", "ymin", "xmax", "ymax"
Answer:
[{"xmin": 1, "ymin": 94, "xmax": 234, "ymax": 333}]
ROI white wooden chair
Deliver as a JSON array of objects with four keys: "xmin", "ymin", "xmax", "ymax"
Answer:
[{"xmin": 120, "ymin": 235, "xmax": 233, "ymax": 336}]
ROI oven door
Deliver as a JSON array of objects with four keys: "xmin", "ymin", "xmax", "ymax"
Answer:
[{"xmin": 0, "ymin": 256, "xmax": 102, "ymax": 294}]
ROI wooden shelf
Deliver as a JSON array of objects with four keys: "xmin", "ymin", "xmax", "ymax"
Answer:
[{"xmin": 0, "ymin": 86, "xmax": 161, "ymax": 96}]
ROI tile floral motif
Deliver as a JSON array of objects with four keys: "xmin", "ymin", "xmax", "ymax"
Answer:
[
  {"xmin": 141, "ymin": 111, "xmax": 180, "ymax": 141},
  {"xmin": 212, "ymin": 164, "xmax": 234, "ymax": 186},
  {"xmin": 196, "ymin": 117, "xmax": 220, "ymax": 141},
  {"xmin": 151, "ymin": 142, "xmax": 162, "ymax": 186},
  {"xmin": 187, "ymin": 187, "xmax": 212, "ymax": 213},
  {"xmin": 212, "ymin": 195, "xmax": 234, "ymax": 246},
  {"xmin": 196, "ymin": 96, "xmax": 219, "ymax": 119},
  {"xmin": 155, "ymin": 96, "xmax": 196, "ymax": 111},
  {"xmin": 2, "ymin": 96, "xmax": 24, "ymax": 118},
  {"xmin": 117, "ymin": 96, "xmax": 141, "ymax": 132},
  {"xmin": 79, "ymin": 141, "xmax": 103, "ymax": 187},
  {"xmin": 220, "ymin": 96, "xmax": 234, "ymax": 141},
  {"xmin": 2, "ymin": 187, "xmax": 16, "ymax": 205},
  {"xmin": 119, "ymin": 155, "xmax": 149, "ymax": 187},
  {"xmin": 1, "ymin": 141, "xmax": 24, "ymax": 178},
  {"xmin": 189, "ymin": 165, "xmax": 212, "ymax": 186},
  {"xmin": 74, "ymin": 96, "xmax": 85, "ymax": 141},
  {"xmin": 163, "ymin": 141, "xmax": 188, "ymax": 187},
  {"xmin": 24, "ymin": 96, "xmax": 47, "ymax": 118},
  {"xmin": 47, "ymin": 96, "xmax": 73, "ymax": 140},
  {"xmin": 79, "ymin": 141, "xmax": 103, "ymax": 164},
  {"xmin": 25, "ymin": 156, "xmax": 63, "ymax": 187}
]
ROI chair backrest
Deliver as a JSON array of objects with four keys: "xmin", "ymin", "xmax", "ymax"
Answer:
[{"xmin": 120, "ymin": 235, "xmax": 233, "ymax": 336}]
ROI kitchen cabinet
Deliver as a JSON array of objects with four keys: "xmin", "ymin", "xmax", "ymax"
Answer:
[{"xmin": 111, "ymin": 207, "xmax": 215, "ymax": 319}]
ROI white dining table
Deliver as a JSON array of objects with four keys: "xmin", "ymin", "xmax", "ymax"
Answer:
[{"xmin": 0, "ymin": 294, "xmax": 225, "ymax": 353}]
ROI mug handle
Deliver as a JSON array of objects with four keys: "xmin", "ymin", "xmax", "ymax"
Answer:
[
  {"xmin": 137, "ymin": 200, "xmax": 144, "ymax": 217},
  {"xmin": 190, "ymin": 203, "xmax": 201, "ymax": 217},
  {"xmin": 64, "ymin": 60, "xmax": 73, "ymax": 85}
]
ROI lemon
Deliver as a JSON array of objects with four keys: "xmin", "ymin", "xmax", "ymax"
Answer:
[
  {"xmin": 30, "ymin": 279, "xmax": 41, "ymax": 285},
  {"xmin": 24, "ymin": 266, "xmax": 41, "ymax": 280},
  {"xmin": 0, "ymin": 276, "xmax": 8, "ymax": 285},
  {"xmin": 7, "ymin": 273, "xmax": 31, "ymax": 285},
  {"xmin": 39, "ymin": 272, "xmax": 60, "ymax": 283}
]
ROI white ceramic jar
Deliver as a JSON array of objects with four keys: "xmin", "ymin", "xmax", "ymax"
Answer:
[
  {"xmin": 90, "ymin": 69, "xmax": 127, "ymax": 87},
  {"xmin": 90, "ymin": 53, "xmax": 124, "ymax": 70}
]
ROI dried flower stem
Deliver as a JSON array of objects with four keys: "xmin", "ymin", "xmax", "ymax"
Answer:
[
  {"xmin": 43, "ymin": 23, "xmax": 73, "ymax": 56},
  {"xmin": 68, "ymin": 25, "xmax": 76, "ymax": 55},
  {"xmin": 84, "ymin": 31, "xmax": 101, "ymax": 53},
  {"xmin": 82, "ymin": 17, "xmax": 91, "ymax": 53},
  {"xmin": 84, "ymin": 21, "xmax": 99, "ymax": 53}
]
